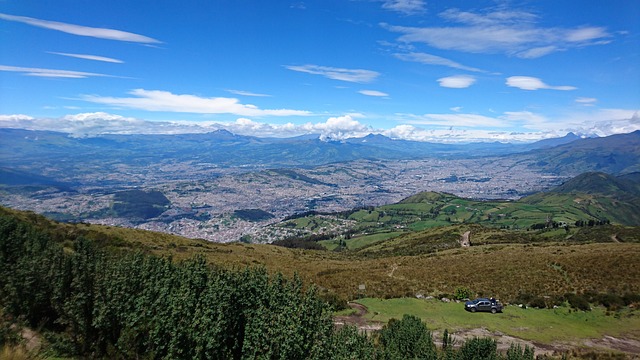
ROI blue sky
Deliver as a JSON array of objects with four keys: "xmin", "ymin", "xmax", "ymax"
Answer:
[{"xmin": 1, "ymin": 0, "xmax": 639, "ymax": 142}]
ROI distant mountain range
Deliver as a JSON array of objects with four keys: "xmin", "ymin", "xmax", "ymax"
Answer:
[
  {"xmin": 520, "ymin": 130, "xmax": 640, "ymax": 175},
  {"xmin": 1, "ymin": 128, "xmax": 638, "ymax": 188}
]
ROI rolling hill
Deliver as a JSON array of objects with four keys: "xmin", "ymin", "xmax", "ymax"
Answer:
[{"xmin": 264, "ymin": 172, "xmax": 640, "ymax": 253}]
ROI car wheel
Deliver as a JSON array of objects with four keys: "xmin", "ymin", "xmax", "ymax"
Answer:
[
  {"xmin": 491, "ymin": 308, "xmax": 497, "ymax": 314},
  {"xmin": 470, "ymin": 307, "xmax": 476, "ymax": 313}
]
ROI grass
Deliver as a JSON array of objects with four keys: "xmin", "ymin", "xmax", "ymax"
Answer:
[
  {"xmin": 346, "ymin": 231, "xmax": 405, "ymax": 249},
  {"xmin": 2, "ymin": 206, "xmax": 640, "ymax": 304},
  {"xmin": 357, "ymin": 297, "xmax": 640, "ymax": 344}
]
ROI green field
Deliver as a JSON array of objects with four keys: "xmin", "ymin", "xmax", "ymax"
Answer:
[
  {"xmin": 271, "ymin": 188, "xmax": 639, "ymax": 252},
  {"xmin": 357, "ymin": 297, "xmax": 640, "ymax": 344}
]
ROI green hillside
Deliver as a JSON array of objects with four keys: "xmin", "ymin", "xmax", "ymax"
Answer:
[{"xmin": 269, "ymin": 172, "xmax": 640, "ymax": 252}]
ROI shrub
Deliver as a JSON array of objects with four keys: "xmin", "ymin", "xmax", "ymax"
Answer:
[
  {"xmin": 528, "ymin": 296, "xmax": 547, "ymax": 309},
  {"xmin": 565, "ymin": 293, "xmax": 591, "ymax": 311},
  {"xmin": 622, "ymin": 293, "xmax": 640, "ymax": 306},
  {"xmin": 506, "ymin": 343, "xmax": 535, "ymax": 360},
  {"xmin": 378, "ymin": 314, "xmax": 436, "ymax": 359},
  {"xmin": 596, "ymin": 293, "xmax": 625, "ymax": 310},
  {"xmin": 457, "ymin": 337, "xmax": 498, "ymax": 360},
  {"xmin": 454, "ymin": 286, "xmax": 473, "ymax": 301}
]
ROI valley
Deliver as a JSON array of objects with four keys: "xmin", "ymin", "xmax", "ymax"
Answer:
[{"xmin": 1, "ymin": 157, "xmax": 564, "ymax": 242}]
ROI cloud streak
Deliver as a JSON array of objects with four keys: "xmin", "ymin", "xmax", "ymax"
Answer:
[
  {"xmin": 226, "ymin": 89, "xmax": 272, "ymax": 97},
  {"xmin": 506, "ymin": 76, "xmax": 576, "ymax": 91},
  {"xmin": 0, "ymin": 64, "xmax": 115, "ymax": 78},
  {"xmin": 394, "ymin": 52, "xmax": 484, "ymax": 72},
  {"xmin": 381, "ymin": 0, "xmax": 426, "ymax": 15},
  {"xmin": 359, "ymin": 90, "xmax": 389, "ymax": 97},
  {"xmin": 81, "ymin": 89, "xmax": 311, "ymax": 116},
  {"xmin": 384, "ymin": 7, "xmax": 611, "ymax": 58},
  {"xmin": 285, "ymin": 64, "xmax": 380, "ymax": 83},
  {"xmin": 48, "ymin": 52, "xmax": 123, "ymax": 63},
  {"xmin": 0, "ymin": 12, "xmax": 161, "ymax": 43}
]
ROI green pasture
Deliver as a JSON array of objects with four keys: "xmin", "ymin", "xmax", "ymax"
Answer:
[{"xmin": 357, "ymin": 297, "xmax": 640, "ymax": 344}]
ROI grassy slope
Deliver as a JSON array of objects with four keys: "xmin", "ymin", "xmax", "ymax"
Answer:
[
  {"xmin": 272, "ymin": 171, "xmax": 640, "ymax": 251},
  {"xmin": 2, "ymin": 206, "xmax": 639, "ymax": 302},
  {"xmin": 357, "ymin": 298, "xmax": 640, "ymax": 344}
]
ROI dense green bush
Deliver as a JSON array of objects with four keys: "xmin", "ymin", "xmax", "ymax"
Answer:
[
  {"xmin": 505, "ymin": 343, "xmax": 535, "ymax": 360},
  {"xmin": 454, "ymin": 287, "xmax": 473, "ymax": 301},
  {"xmin": 378, "ymin": 314, "xmax": 436, "ymax": 359},
  {"xmin": 456, "ymin": 337, "xmax": 499, "ymax": 360},
  {"xmin": 565, "ymin": 293, "xmax": 591, "ymax": 311}
]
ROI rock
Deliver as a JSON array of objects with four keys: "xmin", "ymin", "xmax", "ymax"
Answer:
[{"xmin": 460, "ymin": 231, "xmax": 471, "ymax": 247}]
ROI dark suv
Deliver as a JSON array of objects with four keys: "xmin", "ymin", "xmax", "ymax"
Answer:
[{"xmin": 464, "ymin": 298, "xmax": 503, "ymax": 313}]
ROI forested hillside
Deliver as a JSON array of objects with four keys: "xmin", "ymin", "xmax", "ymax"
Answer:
[{"xmin": 1, "ymin": 209, "xmax": 544, "ymax": 359}]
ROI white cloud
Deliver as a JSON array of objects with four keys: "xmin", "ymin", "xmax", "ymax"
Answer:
[
  {"xmin": 285, "ymin": 64, "xmax": 380, "ymax": 83},
  {"xmin": 501, "ymin": 111, "xmax": 551, "ymax": 129},
  {"xmin": 81, "ymin": 89, "xmax": 311, "ymax": 116},
  {"xmin": 0, "ymin": 114, "xmax": 34, "ymax": 121},
  {"xmin": 506, "ymin": 76, "xmax": 576, "ymax": 91},
  {"xmin": 2, "ymin": 109, "xmax": 637, "ymax": 143},
  {"xmin": 437, "ymin": 75, "xmax": 476, "ymax": 88},
  {"xmin": 0, "ymin": 64, "xmax": 114, "ymax": 78},
  {"xmin": 226, "ymin": 89, "xmax": 272, "ymax": 97},
  {"xmin": 384, "ymin": 7, "xmax": 611, "ymax": 58},
  {"xmin": 312, "ymin": 115, "xmax": 371, "ymax": 140},
  {"xmin": 382, "ymin": 0, "xmax": 426, "ymax": 15},
  {"xmin": 397, "ymin": 112, "xmax": 506, "ymax": 127},
  {"xmin": 393, "ymin": 52, "xmax": 484, "ymax": 72},
  {"xmin": 382, "ymin": 125, "xmax": 557, "ymax": 143},
  {"xmin": 576, "ymin": 97, "xmax": 597, "ymax": 105},
  {"xmin": 0, "ymin": 12, "xmax": 161, "ymax": 43},
  {"xmin": 359, "ymin": 90, "xmax": 389, "ymax": 97},
  {"xmin": 48, "ymin": 52, "xmax": 123, "ymax": 63}
]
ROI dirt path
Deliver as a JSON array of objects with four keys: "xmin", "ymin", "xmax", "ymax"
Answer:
[{"xmin": 333, "ymin": 302, "xmax": 384, "ymax": 332}]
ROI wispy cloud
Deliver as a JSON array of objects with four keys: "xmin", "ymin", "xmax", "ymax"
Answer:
[
  {"xmin": 506, "ymin": 76, "xmax": 576, "ymax": 91},
  {"xmin": 576, "ymin": 97, "xmax": 597, "ymax": 106},
  {"xmin": 0, "ymin": 12, "xmax": 161, "ymax": 43},
  {"xmin": 384, "ymin": 7, "xmax": 611, "ymax": 58},
  {"xmin": 396, "ymin": 112, "xmax": 507, "ymax": 127},
  {"xmin": 285, "ymin": 64, "xmax": 380, "ymax": 83},
  {"xmin": 47, "ymin": 52, "xmax": 123, "ymax": 63},
  {"xmin": 81, "ymin": 89, "xmax": 311, "ymax": 116},
  {"xmin": 359, "ymin": 90, "xmax": 389, "ymax": 97},
  {"xmin": 0, "ymin": 64, "xmax": 114, "ymax": 78},
  {"xmin": 226, "ymin": 89, "xmax": 272, "ymax": 97},
  {"xmin": 381, "ymin": 0, "xmax": 426, "ymax": 15},
  {"xmin": 437, "ymin": 75, "xmax": 476, "ymax": 88},
  {"xmin": 394, "ymin": 52, "xmax": 484, "ymax": 72}
]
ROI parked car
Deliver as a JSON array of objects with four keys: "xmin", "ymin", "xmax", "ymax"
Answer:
[{"xmin": 464, "ymin": 298, "xmax": 503, "ymax": 313}]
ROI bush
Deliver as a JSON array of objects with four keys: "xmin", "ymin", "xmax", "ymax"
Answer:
[
  {"xmin": 596, "ymin": 293, "xmax": 625, "ymax": 310},
  {"xmin": 457, "ymin": 337, "xmax": 498, "ymax": 360},
  {"xmin": 622, "ymin": 292, "xmax": 640, "ymax": 306},
  {"xmin": 454, "ymin": 287, "xmax": 473, "ymax": 301},
  {"xmin": 506, "ymin": 343, "xmax": 535, "ymax": 360},
  {"xmin": 378, "ymin": 314, "xmax": 436, "ymax": 359},
  {"xmin": 528, "ymin": 296, "xmax": 547, "ymax": 309},
  {"xmin": 565, "ymin": 293, "xmax": 591, "ymax": 311}
]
